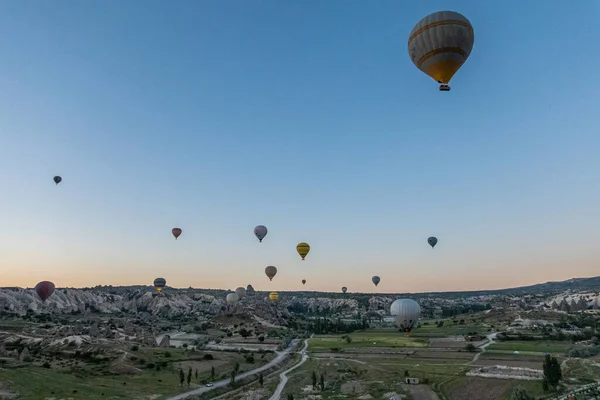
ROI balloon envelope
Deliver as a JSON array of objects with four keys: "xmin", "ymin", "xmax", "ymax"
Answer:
[
  {"xmin": 226, "ymin": 292, "xmax": 239, "ymax": 305},
  {"xmin": 296, "ymin": 242, "xmax": 310, "ymax": 260},
  {"xmin": 35, "ymin": 281, "xmax": 55, "ymax": 302},
  {"xmin": 172, "ymin": 228, "xmax": 182, "ymax": 239},
  {"xmin": 342, "ymin": 287, "xmax": 347, "ymax": 294},
  {"xmin": 254, "ymin": 225, "xmax": 268, "ymax": 242},
  {"xmin": 154, "ymin": 278, "xmax": 166, "ymax": 292},
  {"xmin": 428, "ymin": 237, "xmax": 438, "ymax": 248},
  {"xmin": 269, "ymin": 292, "xmax": 279, "ymax": 302},
  {"xmin": 408, "ymin": 11, "xmax": 474, "ymax": 86},
  {"xmin": 372, "ymin": 276, "xmax": 380, "ymax": 287},
  {"xmin": 53, "ymin": 176, "xmax": 62, "ymax": 185},
  {"xmin": 235, "ymin": 287, "xmax": 247, "ymax": 299},
  {"xmin": 265, "ymin": 266, "xmax": 277, "ymax": 281},
  {"xmin": 390, "ymin": 298, "xmax": 421, "ymax": 332},
  {"xmin": 302, "ymin": 279, "xmax": 306, "ymax": 285}
]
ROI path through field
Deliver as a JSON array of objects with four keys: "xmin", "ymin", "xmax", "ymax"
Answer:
[{"xmin": 269, "ymin": 335, "xmax": 312, "ymax": 400}]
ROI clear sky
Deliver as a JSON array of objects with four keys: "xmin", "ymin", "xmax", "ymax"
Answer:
[{"xmin": 1, "ymin": 1, "xmax": 599, "ymax": 294}]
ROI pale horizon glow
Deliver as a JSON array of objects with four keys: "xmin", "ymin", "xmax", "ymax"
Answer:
[{"xmin": 1, "ymin": 1, "xmax": 599, "ymax": 293}]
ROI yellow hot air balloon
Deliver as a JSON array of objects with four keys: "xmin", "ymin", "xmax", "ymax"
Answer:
[
  {"xmin": 296, "ymin": 242, "xmax": 310, "ymax": 260},
  {"xmin": 408, "ymin": 11, "xmax": 474, "ymax": 91},
  {"xmin": 269, "ymin": 292, "xmax": 279, "ymax": 302}
]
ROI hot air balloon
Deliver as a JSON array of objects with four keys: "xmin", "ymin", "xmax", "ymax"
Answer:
[
  {"xmin": 235, "ymin": 287, "xmax": 247, "ymax": 299},
  {"xmin": 53, "ymin": 176, "xmax": 62, "ymax": 185},
  {"xmin": 172, "ymin": 228, "xmax": 182, "ymax": 240},
  {"xmin": 254, "ymin": 225, "xmax": 268, "ymax": 242},
  {"xmin": 154, "ymin": 278, "xmax": 166, "ymax": 293},
  {"xmin": 302, "ymin": 279, "xmax": 306, "ymax": 285},
  {"xmin": 265, "ymin": 266, "xmax": 277, "ymax": 281},
  {"xmin": 372, "ymin": 276, "xmax": 381, "ymax": 287},
  {"xmin": 226, "ymin": 292, "xmax": 239, "ymax": 306},
  {"xmin": 269, "ymin": 292, "xmax": 279, "ymax": 302},
  {"xmin": 342, "ymin": 287, "xmax": 347, "ymax": 294},
  {"xmin": 35, "ymin": 281, "xmax": 55, "ymax": 302},
  {"xmin": 296, "ymin": 242, "xmax": 310, "ymax": 260},
  {"xmin": 408, "ymin": 11, "xmax": 474, "ymax": 91},
  {"xmin": 428, "ymin": 237, "xmax": 438, "ymax": 248},
  {"xmin": 390, "ymin": 298, "xmax": 421, "ymax": 333}
]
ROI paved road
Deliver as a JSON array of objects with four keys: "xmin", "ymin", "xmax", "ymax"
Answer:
[
  {"xmin": 269, "ymin": 336, "xmax": 311, "ymax": 400},
  {"xmin": 164, "ymin": 339, "xmax": 301, "ymax": 400}
]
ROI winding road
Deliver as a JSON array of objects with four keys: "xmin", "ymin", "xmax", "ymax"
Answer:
[
  {"xmin": 269, "ymin": 335, "xmax": 312, "ymax": 400},
  {"xmin": 164, "ymin": 339, "xmax": 301, "ymax": 400},
  {"xmin": 470, "ymin": 332, "xmax": 498, "ymax": 364}
]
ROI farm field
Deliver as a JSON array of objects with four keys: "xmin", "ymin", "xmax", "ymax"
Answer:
[
  {"xmin": 440, "ymin": 376, "xmax": 546, "ymax": 400},
  {"xmin": 486, "ymin": 340, "xmax": 571, "ymax": 354},
  {"xmin": 308, "ymin": 331, "xmax": 427, "ymax": 352}
]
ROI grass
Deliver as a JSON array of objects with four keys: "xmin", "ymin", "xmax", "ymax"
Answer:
[
  {"xmin": 412, "ymin": 323, "xmax": 489, "ymax": 338},
  {"xmin": 487, "ymin": 340, "xmax": 570, "ymax": 354},
  {"xmin": 439, "ymin": 376, "xmax": 546, "ymax": 400},
  {"xmin": 308, "ymin": 332, "xmax": 427, "ymax": 352},
  {"xmin": 0, "ymin": 346, "xmax": 272, "ymax": 399}
]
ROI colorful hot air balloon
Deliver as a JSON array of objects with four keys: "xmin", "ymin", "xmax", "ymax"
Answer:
[
  {"xmin": 342, "ymin": 287, "xmax": 347, "ymax": 294},
  {"xmin": 154, "ymin": 278, "xmax": 166, "ymax": 292},
  {"xmin": 226, "ymin": 292, "xmax": 239, "ymax": 306},
  {"xmin": 302, "ymin": 279, "xmax": 306, "ymax": 285},
  {"xmin": 172, "ymin": 228, "xmax": 182, "ymax": 240},
  {"xmin": 390, "ymin": 298, "xmax": 421, "ymax": 334},
  {"xmin": 35, "ymin": 281, "xmax": 55, "ymax": 302},
  {"xmin": 235, "ymin": 287, "xmax": 247, "ymax": 299},
  {"xmin": 269, "ymin": 292, "xmax": 279, "ymax": 302},
  {"xmin": 408, "ymin": 11, "xmax": 474, "ymax": 91},
  {"xmin": 296, "ymin": 242, "xmax": 310, "ymax": 260},
  {"xmin": 372, "ymin": 276, "xmax": 381, "ymax": 287},
  {"xmin": 428, "ymin": 237, "xmax": 438, "ymax": 248},
  {"xmin": 265, "ymin": 266, "xmax": 277, "ymax": 281},
  {"xmin": 254, "ymin": 225, "xmax": 268, "ymax": 242},
  {"xmin": 53, "ymin": 176, "xmax": 62, "ymax": 185}
]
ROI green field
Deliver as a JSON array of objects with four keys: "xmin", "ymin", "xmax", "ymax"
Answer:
[
  {"xmin": 412, "ymin": 322, "xmax": 489, "ymax": 338},
  {"xmin": 487, "ymin": 340, "xmax": 570, "ymax": 354},
  {"xmin": 0, "ymin": 347, "xmax": 271, "ymax": 399},
  {"xmin": 308, "ymin": 331, "xmax": 427, "ymax": 351}
]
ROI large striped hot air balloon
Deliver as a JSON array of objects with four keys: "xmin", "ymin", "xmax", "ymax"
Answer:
[
  {"xmin": 408, "ymin": 11, "xmax": 475, "ymax": 91},
  {"xmin": 296, "ymin": 242, "xmax": 310, "ymax": 260},
  {"xmin": 269, "ymin": 292, "xmax": 279, "ymax": 302},
  {"xmin": 390, "ymin": 299, "xmax": 421, "ymax": 334}
]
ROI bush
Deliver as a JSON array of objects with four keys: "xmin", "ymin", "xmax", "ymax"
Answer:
[
  {"xmin": 203, "ymin": 354, "xmax": 214, "ymax": 360},
  {"xmin": 131, "ymin": 345, "xmax": 139, "ymax": 351},
  {"xmin": 42, "ymin": 362, "xmax": 51, "ymax": 369}
]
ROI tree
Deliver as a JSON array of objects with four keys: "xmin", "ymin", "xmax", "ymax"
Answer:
[
  {"xmin": 320, "ymin": 373, "xmax": 325, "ymax": 390},
  {"xmin": 230, "ymin": 370, "xmax": 236, "ymax": 386},
  {"xmin": 509, "ymin": 386, "xmax": 534, "ymax": 400},
  {"xmin": 187, "ymin": 366, "xmax": 192, "ymax": 386},
  {"xmin": 345, "ymin": 336, "xmax": 352, "ymax": 344},
  {"xmin": 542, "ymin": 378, "xmax": 549, "ymax": 392},
  {"xmin": 465, "ymin": 344, "xmax": 476, "ymax": 352},
  {"xmin": 311, "ymin": 371, "xmax": 317, "ymax": 388},
  {"xmin": 259, "ymin": 372, "xmax": 264, "ymax": 387},
  {"xmin": 287, "ymin": 395, "xmax": 294, "ymax": 400},
  {"xmin": 543, "ymin": 355, "xmax": 562, "ymax": 391},
  {"xmin": 211, "ymin": 366, "xmax": 215, "ymax": 381},
  {"xmin": 179, "ymin": 369, "xmax": 185, "ymax": 387},
  {"xmin": 404, "ymin": 369, "xmax": 410, "ymax": 377},
  {"xmin": 234, "ymin": 362, "xmax": 240, "ymax": 374},
  {"xmin": 195, "ymin": 369, "xmax": 198, "ymax": 380}
]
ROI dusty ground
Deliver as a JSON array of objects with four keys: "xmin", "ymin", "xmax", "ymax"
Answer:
[
  {"xmin": 472, "ymin": 358, "xmax": 542, "ymax": 370},
  {"xmin": 448, "ymin": 377, "xmax": 511, "ymax": 400},
  {"xmin": 403, "ymin": 384, "xmax": 440, "ymax": 400}
]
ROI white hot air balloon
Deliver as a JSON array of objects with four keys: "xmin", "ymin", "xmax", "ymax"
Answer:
[
  {"xmin": 390, "ymin": 298, "xmax": 421, "ymax": 333},
  {"xmin": 226, "ymin": 292, "xmax": 239, "ymax": 306}
]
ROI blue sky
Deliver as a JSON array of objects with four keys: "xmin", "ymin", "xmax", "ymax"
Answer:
[{"xmin": 0, "ymin": 1, "xmax": 599, "ymax": 293}]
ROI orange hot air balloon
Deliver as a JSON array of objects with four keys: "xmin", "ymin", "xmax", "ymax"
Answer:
[
  {"xmin": 265, "ymin": 266, "xmax": 277, "ymax": 281},
  {"xmin": 172, "ymin": 228, "xmax": 182, "ymax": 240}
]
